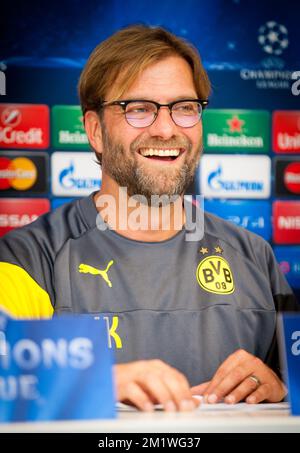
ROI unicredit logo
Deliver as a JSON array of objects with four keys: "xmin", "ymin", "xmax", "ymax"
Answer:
[
  {"xmin": 1, "ymin": 108, "xmax": 22, "ymax": 127},
  {"xmin": 0, "ymin": 104, "xmax": 49, "ymax": 149},
  {"xmin": 0, "ymin": 125, "xmax": 42, "ymax": 145},
  {"xmin": 284, "ymin": 162, "xmax": 300, "ymax": 194},
  {"xmin": 273, "ymin": 111, "xmax": 300, "ymax": 153}
]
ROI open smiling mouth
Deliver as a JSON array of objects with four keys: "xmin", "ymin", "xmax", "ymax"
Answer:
[{"xmin": 138, "ymin": 148, "xmax": 184, "ymax": 162}]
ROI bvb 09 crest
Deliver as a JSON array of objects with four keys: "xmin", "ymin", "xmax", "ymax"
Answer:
[{"xmin": 196, "ymin": 255, "xmax": 235, "ymax": 295}]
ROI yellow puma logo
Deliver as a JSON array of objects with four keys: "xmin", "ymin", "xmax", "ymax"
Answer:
[{"xmin": 78, "ymin": 260, "xmax": 114, "ymax": 288}]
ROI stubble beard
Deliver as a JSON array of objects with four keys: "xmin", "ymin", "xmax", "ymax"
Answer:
[{"xmin": 100, "ymin": 122, "xmax": 202, "ymax": 204}]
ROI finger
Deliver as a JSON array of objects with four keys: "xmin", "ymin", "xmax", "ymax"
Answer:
[
  {"xmin": 138, "ymin": 372, "xmax": 183, "ymax": 411},
  {"xmin": 246, "ymin": 381, "xmax": 287, "ymax": 404},
  {"xmin": 147, "ymin": 361, "xmax": 196, "ymax": 411},
  {"xmin": 224, "ymin": 375, "xmax": 263, "ymax": 404},
  {"xmin": 246, "ymin": 383, "xmax": 272, "ymax": 404},
  {"xmin": 122, "ymin": 382, "xmax": 155, "ymax": 412},
  {"xmin": 160, "ymin": 369, "xmax": 196, "ymax": 411},
  {"xmin": 192, "ymin": 395, "xmax": 202, "ymax": 407},
  {"xmin": 203, "ymin": 350, "xmax": 250, "ymax": 397},
  {"xmin": 155, "ymin": 368, "xmax": 196, "ymax": 411},
  {"xmin": 206, "ymin": 362, "xmax": 262, "ymax": 403},
  {"xmin": 191, "ymin": 381, "xmax": 210, "ymax": 395},
  {"xmin": 204, "ymin": 354, "xmax": 260, "ymax": 402}
]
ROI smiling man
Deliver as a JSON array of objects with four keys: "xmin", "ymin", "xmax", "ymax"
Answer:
[
  {"xmin": 88, "ymin": 53, "xmax": 207, "ymax": 242},
  {"xmin": 94, "ymin": 56, "xmax": 203, "ymax": 201},
  {"xmin": 0, "ymin": 25, "xmax": 298, "ymax": 412}
]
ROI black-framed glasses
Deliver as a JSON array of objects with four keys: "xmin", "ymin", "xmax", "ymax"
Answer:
[{"xmin": 100, "ymin": 99, "xmax": 209, "ymax": 128}]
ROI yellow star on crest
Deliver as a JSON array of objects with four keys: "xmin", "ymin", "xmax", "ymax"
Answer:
[
  {"xmin": 214, "ymin": 246, "xmax": 223, "ymax": 254},
  {"xmin": 199, "ymin": 247, "xmax": 209, "ymax": 255}
]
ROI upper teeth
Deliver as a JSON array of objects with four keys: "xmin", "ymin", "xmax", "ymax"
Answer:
[{"xmin": 140, "ymin": 148, "xmax": 180, "ymax": 157}]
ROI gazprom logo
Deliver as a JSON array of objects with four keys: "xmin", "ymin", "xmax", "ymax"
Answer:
[
  {"xmin": 208, "ymin": 166, "xmax": 222, "ymax": 190},
  {"xmin": 200, "ymin": 155, "xmax": 271, "ymax": 199},
  {"xmin": 59, "ymin": 161, "xmax": 100, "ymax": 190},
  {"xmin": 208, "ymin": 165, "xmax": 264, "ymax": 192},
  {"xmin": 52, "ymin": 152, "xmax": 101, "ymax": 196},
  {"xmin": 0, "ymin": 71, "xmax": 6, "ymax": 95}
]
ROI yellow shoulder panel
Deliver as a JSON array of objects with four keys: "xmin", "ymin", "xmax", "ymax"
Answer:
[{"xmin": 0, "ymin": 262, "xmax": 53, "ymax": 319}]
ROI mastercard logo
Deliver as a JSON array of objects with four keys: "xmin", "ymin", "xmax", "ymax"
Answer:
[
  {"xmin": 284, "ymin": 162, "xmax": 300, "ymax": 194},
  {"xmin": 0, "ymin": 156, "xmax": 37, "ymax": 190}
]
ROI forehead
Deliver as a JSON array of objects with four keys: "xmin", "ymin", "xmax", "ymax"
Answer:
[{"xmin": 106, "ymin": 55, "xmax": 197, "ymax": 102}]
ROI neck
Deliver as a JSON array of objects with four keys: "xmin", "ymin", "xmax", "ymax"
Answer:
[{"xmin": 94, "ymin": 175, "xmax": 185, "ymax": 242}]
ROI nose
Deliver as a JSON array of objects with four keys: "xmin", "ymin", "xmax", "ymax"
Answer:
[{"xmin": 147, "ymin": 106, "xmax": 177, "ymax": 139}]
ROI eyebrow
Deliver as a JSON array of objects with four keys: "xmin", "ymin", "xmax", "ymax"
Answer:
[{"xmin": 122, "ymin": 95, "xmax": 198, "ymax": 102}]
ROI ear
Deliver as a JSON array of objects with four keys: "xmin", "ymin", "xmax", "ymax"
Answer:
[{"xmin": 84, "ymin": 111, "xmax": 103, "ymax": 156}]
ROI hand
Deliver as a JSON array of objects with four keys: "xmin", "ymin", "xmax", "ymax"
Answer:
[
  {"xmin": 191, "ymin": 349, "xmax": 287, "ymax": 404},
  {"xmin": 114, "ymin": 359, "xmax": 199, "ymax": 412}
]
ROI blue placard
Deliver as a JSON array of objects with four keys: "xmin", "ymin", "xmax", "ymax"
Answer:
[
  {"xmin": 51, "ymin": 198, "xmax": 75, "ymax": 210},
  {"xmin": 0, "ymin": 312, "xmax": 115, "ymax": 422},
  {"xmin": 274, "ymin": 247, "xmax": 300, "ymax": 289},
  {"xmin": 278, "ymin": 314, "xmax": 300, "ymax": 415},
  {"xmin": 204, "ymin": 200, "xmax": 272, "ymax": 240}
]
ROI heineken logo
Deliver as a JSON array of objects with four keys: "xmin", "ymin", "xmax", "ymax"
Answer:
[
  {"xmin": 227, "ymin": 115, "xmax": 245, "ymax": 133},
  {"xmin": 207, "ymin": 133, "xmax": 263, "ymax": 148},
  {"xmin": 59, "ymin": 130, "xmax": 89, "ymax": 145},
  {"xmin": 52, "ymin": 106, "xmax": 90, "ymax": 150},
  {"xmin": 203, "ymin": 109, "xmax": 269, "ymax": 153}
]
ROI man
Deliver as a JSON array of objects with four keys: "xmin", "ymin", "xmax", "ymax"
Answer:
[{"xmin": 0, "ymin": 25, "xmax": 298, "ymax": 412}]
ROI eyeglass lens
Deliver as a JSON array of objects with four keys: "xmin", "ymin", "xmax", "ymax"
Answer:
[{"xmin": 125, "ymin": 101, "xmax": 202, "ymax": 128}]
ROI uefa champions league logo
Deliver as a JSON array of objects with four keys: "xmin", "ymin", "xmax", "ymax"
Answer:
[
  {"xmin": 0, "ymin": 62, "xmax": 6, "ymax": 95},
  {"xmin": 291, "ymin": 71, "xmax": 300, "ymax": 96},
  {"xmin": 258, "ymin": 21, "xmax": 289, "ymax": 56},
  {"xmin": 0, "ymin": 71, "xmax": 5, "ymax": 95}
]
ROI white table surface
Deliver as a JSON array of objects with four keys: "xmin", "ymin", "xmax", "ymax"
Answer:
[{"xmin": 0, "ymin": 402, "xmax": 299, "ymax": 433}]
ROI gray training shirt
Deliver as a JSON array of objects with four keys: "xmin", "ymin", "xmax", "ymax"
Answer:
[{"xmin": 0, "ymin": 193, "xmax": 298, "ymax": 385}]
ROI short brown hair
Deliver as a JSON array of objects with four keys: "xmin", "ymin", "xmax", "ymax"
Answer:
[{"xmin": 78, "ymin": 24, "xmax": 210, "ymax": 115}]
